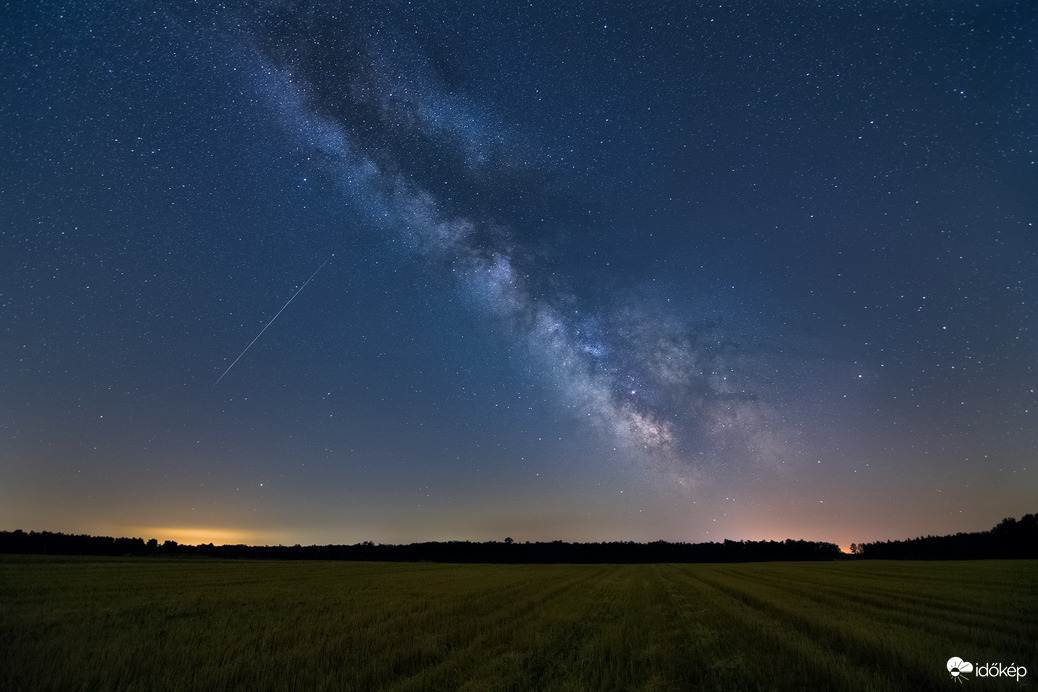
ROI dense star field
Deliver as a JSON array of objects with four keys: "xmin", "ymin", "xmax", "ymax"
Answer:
[{"xmin": 1, "ymin": 2, "xmax": 1035, "ymax": 547}]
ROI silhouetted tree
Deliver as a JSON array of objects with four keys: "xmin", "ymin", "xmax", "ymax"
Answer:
[{"xmin": 2, "ymin": 514, "xmax": 1033, "ymax": 562}]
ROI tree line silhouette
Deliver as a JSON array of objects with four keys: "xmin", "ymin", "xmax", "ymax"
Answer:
[
  {"xmin": 0, "ymin": 532, "xmax": 838, "ymax": 563},
  {"xmin": 848, "ymin": 513, "xmax": 1037, "ymax": 560},
  {"xmin": 0, "ymin": 514, "xmax": 1032, "ymax": 562}
]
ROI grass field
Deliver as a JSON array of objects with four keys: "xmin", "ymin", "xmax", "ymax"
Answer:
[{"xmin": 1, "ymin": 556, "xmax": 1035, "ymax": 691}]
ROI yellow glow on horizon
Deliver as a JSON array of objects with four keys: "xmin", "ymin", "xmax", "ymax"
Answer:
[{"xmin": 122, "ymin": 526, "xmax": 275, "ymax": 546}]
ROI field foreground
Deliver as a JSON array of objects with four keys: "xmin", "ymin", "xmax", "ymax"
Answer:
[{"xmin": 1, "ymin": 557, "xmax": 1035, "ymax": 691}]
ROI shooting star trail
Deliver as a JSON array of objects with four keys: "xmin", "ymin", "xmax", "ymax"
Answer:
[{"xmin": 214, "ymin": 254, "xmax": 334, "ymax": 386}]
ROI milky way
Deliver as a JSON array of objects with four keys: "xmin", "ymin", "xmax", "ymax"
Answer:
[
  {"xmin": 2, "ymin": 1, "xmax": 1035, "ymax": 547},
  {"xmin": 233, "ymin": 3, "xmax": 787, "ymax": 479}
]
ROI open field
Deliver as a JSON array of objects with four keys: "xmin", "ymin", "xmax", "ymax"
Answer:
[{"xmin": 1, "ymin": 557, "xmax": 1035, "ymax": 691}]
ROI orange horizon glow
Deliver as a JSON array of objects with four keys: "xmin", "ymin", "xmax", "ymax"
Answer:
[
  {"xmin": 113, "ymin": 526, "xmax": 281, "ymax": 546},
  {"xmin": 104, "ymin": 524, "xmax": 859, "ymax": 552}
]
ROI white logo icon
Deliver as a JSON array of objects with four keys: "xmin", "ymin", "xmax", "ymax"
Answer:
[{"xmin": 947, "ymin": 657, "xmax": 973, "ymax": 683}]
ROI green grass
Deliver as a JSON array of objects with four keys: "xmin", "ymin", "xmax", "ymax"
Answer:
[{"xmin": 1, "ymin": 557, "xmax": 1035, "ymax": 691}]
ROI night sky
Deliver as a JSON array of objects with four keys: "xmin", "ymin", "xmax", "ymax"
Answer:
[{"xmin": 2, "ymin": 1, "xmax": 1035, "ymax": 550}]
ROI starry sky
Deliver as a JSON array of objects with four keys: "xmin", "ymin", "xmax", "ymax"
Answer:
[{"xmin": 2, "ymin": 1, "xmax": 1035, "ymax": 550}]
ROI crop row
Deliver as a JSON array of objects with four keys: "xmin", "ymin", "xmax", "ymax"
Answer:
[{"xmin": 1, "ymin": 557, "xmax": 1034, "ymax": 690}]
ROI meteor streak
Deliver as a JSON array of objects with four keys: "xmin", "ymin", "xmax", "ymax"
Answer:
[{"xmin": 214, "ymin": 254, "xmax": 333, "ymax": 386}]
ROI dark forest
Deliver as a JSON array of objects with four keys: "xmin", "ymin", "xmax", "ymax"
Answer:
[{"xmin": 2, "ymin": 514, "xmax": 1034, "ymax": 563}]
